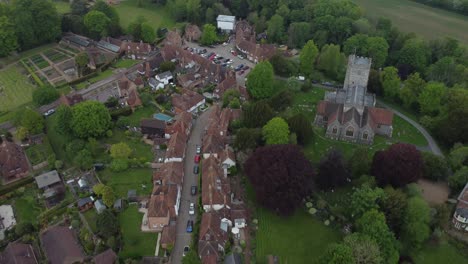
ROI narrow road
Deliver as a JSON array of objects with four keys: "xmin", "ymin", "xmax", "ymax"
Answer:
[
  {"xmin": 275, "ymin": 76, "xmax": 443, "ymax": 156},
  {"xmin": 171, "ymin": 107, "xmax": 213, "ymax": 264}
]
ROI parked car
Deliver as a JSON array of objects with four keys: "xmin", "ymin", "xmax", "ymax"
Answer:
[
  {"xmin": 196, "ymin": 145, "xmax": 201, "ymax": 154},
  {"xmin": 191, "ymin": 186, "xmax": 197, "ymax": 195},
  {"xmin": 238, "ymin": 70, "xmax": 245, "ymax": 75},
  {"xmin": 44, "ymin": 109, "xmax": 55, "ymax": 117},
  {"xmin": 242, "ymin": 65, "xmax": 250, "ymax": 70},
  {"xmin": 183, "ymin": 246, "xmax": 190, "ymax": 256},
  {"xmin": 193, "ymin": 165, "xmax": 199, "ymax": 174},
  {"xmin": 194, "ymin": 155, "xmax": 201, "ymax": 163},
  {"xmin": 186, "ymin": 220, "xmax": 193, "ymax": 233},
  {"xmin": 224, "ymin": 58, "xmax": 230, "ymax": 63},
  {"xmin": 189, "ymin": 203, "xmax": 195, "ymax": 215},
  {"xmin": 218, "ymin": 56, "xmax": 224, "ymax": 60},
  {"xmin": 222, "ymin": 42, "xmax": 228, "ymax": 46},
  {"xmin": 237, "ymin": 54, "xmax": 244, "ymax": 60},
  {"xmin": 235, "ymin": 64, "xmax": 244, "ymax": 71}
]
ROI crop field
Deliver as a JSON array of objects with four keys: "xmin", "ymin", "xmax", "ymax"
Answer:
[
  {"xmin": 115, "ymin": 0, "xmax": 175, "ymax": 30},
  {"xmin": 353, "ymin": 0, "xmax": 468, "ymax": 44},
  {"xmin": 0, "ymin": 65, "xmax": 36, "ymax": 112}
]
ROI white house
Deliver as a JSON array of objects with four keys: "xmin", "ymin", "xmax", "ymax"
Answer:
[
  {"xmin": 155, "ymin": 71, "xmax": 173, "ymax": 85},
  {"xmin": 149, "ymin": 78, "xmax": 164, "ymax": 90},
  {"xmin": 217, "ymin": 15, "xmax": 236, "ymax": 32}
]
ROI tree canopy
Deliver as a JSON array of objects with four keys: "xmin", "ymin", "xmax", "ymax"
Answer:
[
  {"xmin": 71, "ymin": 101, "xmax": 111, "ymax": 138},
  {"xmin": 380, "ymin": 66, "xmax": 401, "ymax": 101},
  {"xmin": 401, "ymin": 196, "xmax": 431, "ymax": 250},
  {"xmin": 96, "ymin": 209, "xmax": 119, "ymax": 238},
  {"xmin": 32, "ymin": 85, "xmax": 59, "ymax": 106},
  {"xmin": 262, "ymin": 117, "xmax": 290, "ymax": 145},
  {"xmin": 200, "ymin": 24, "xmax": 217, "ymax": 45},
  {"xmin": 316, "ymin": 149, "xmax": 350, "ymax": 190},
  {"xmin": 0, "ymin": 16, "xmax": 17, "ymax": 57},
  {"xmin": 84, "ymin": 10, "xmax": 110, "ymax": 39},
  {"xmin": 110, "ymin": 142, "xmax": 132, "ymax": 159},
  {"xmin": 299, "ymin": 40, "xmax": 319, "ymax": 78},
  {"xmin": 246, "ymin": 61, "xmax": 275, "ymax": 99},
  {"xmin": 287, "ymin": 113, "xmax": 313, "ymax": 145}
]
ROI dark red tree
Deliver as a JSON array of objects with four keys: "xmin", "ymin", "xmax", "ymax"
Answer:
[
  {"xmin": 316, "ymin": 149, "xmax": 350, "ymax": 190},
  {"xmin": 371, "ymin": 143, "xmax": 423, "ymax": 188},
  {"xmin": 244, "ymin": 144, "xmax": 315, "ymax": 216}
]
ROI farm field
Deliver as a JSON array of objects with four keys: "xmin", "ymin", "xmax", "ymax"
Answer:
[
  {"xmin": 353, "ymin": 0, "xmax": 468, "ymax": 44},
  {"xmin": 0, "ymin": 65, "xmax": 37, "ymax": 112},
  {"xmin": 114, "ymin": 0, "xmax": 175, "ymax": 30}
]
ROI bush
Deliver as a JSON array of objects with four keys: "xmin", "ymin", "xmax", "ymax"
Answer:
[{"xmin": 109, "ymin": 106, "xmax": 133, "ymax": 120}]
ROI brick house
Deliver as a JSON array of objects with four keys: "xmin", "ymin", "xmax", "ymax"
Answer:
[
  {"xmin": 0, "ymin": 139, "xmax": 30, "ymax": 184},
  {"xmin": 198, "ymin": 211, "xmax": 230, "ymax": 262},
  {"xmin": 125, "ymin": 41, "xmax": 152, "ymax": 60},
  {"xmin": 141, "ymin": 119, "xmax": 166, "ymax": 139},
  {"xmin": 453, "ymin": 183, "xmax": 468, "ymax": 231},
  {"xmin": 171, "ymin": 89, "xmax": 205, "ymax": 114},
  {"xmin": 202, "ymin": 156, "xmax": 230, "ymax": 212}
]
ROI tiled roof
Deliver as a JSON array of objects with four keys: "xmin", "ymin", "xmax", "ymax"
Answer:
[
  {"xmin": 40, "ymin": 226, "xmax": 84, "ymax": 264},
  {"xmin": 0, "ymin": 242, "xmax": 38, "ymax": 264},
  {"xmin": 93, "ymin": 248, "xmax": 117, "ymax": 264},
  {"xmin": 141, "ymin": 119, "xmax": 166, "ymax": 130},
  {"xmin": 171, "ymin": 89, "xmax": 204, "ymax": 112},
  {"xmin": 165, "ymin": 132, "xmax": 187, "ymax": 159},
  {"xmin": 0, "ymin": 140, "xmax": 29, "ymax": 181},
  {"xmin": 202, "ymin": 156, "xmax": 230, "ymax": 207},
  {"xmin": 160, "ymin": 225, "xmax": 176, "ymax": 247},
  {"xmin": 153, "ymin": 161, "xmax": 184, "ymax": 185},
  {"xmin": 368, "ymin": 107, "xmax": 394, "ymax": 126},
  {"xmin": 165, "ymin": 112, "xmax": 192, "ymax": 136},
  {"xmin": 147, "ymin": 194, "xmax": 169, "ymax": 218}
]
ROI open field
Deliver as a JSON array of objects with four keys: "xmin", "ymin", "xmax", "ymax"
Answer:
[
  {"xmin": 115, "ymin": 0, "xmax": 175, "ymax": 30},
  {"xmin": 119, "ymin": 205, "xmax": 158, "ymax": 258},
  {"xmin": 0, "ymin": 65, "xmax": 36, "ymax": 112},
  {"xmin": 255, "ymin": 208, "xmax": 341, "ymax": 263},
  {"xmin": 353, "ymin": 0, "xmax": 468, "ymax": 44}
]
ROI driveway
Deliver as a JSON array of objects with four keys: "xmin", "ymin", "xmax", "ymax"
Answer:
[
  {"xmin": 183, "ymin": 41, "xmax": 255, "ymax": 87},
  {"xmin": 171, "ymin": 107, "xmax": 213, "ymax": 263}
]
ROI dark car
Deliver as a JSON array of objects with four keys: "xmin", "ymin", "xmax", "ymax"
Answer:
[
  {"xmin": 238, "ymin": 70, "xmax": 245, "ymax": 75},
  {"xmin": 217, "ymin": 56, "xmax": 224, "ymax": 60},
  {"xmin": 191, "ymin": 186, "xmax": 197, "ymax": 195},
  {"xmin": 224, "ymin": 58, "xmax": 230, "ymax": 62},
  {"xmin": 242, "ymin": 65, "xmax": 250, "ymax": 70},
  {"xmin": 193, "ymin": 165, "xmax": 199, "ymax": 174},
  {"xmin": 186, "ymin": 220, "xmax": 193, "ymax": 233},
  {"xmin": 208, "ymin": 45, "xmax": 216, "ymax": 48}
]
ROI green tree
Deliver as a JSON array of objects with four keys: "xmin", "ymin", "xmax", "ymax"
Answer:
[
  {"xmin": 422, "ymin": 152, "xmax": 449, "ymax": 181},
  {"xmin": 367, "ymin": 36, "xmax": 389, "ymax": 69},
  {"xmin": 0, "ymin": 16, "xmax": 18, "ymax": 57},
  {"xmin": 287, "ymin": 22, "xmax": 311, "ymax": 48},
  {"xmin": 160, "ymin": 61, "xmax": 176, "ymax": 72},
  {"xmin": 319, "ymin": 243, "xmax": 354, "ymax": 264},
  {"xmin": 15, "ymin": 108, "xmax": 44, "ymax": 135},
  {"xmin": 140, "ymin": 22, "xmax": 155, "ymax": 43},
  {"xmin": 435, "ymin": 88, "xmax": 468, "ymax": 145},
  {"xmin": 55, "ymin": 105, "xmax": 73, "ymax": 135},
  {"xmin": 92, "ymin": 0, "xmax": 120, "ymax": 36},
  {"xmin": 380, "ymin": 66, "xmax": 400, "ymax": 100},
  {"xmin": 380, "ymin": 187, "xmax": 407, "ymax": 237},
  {"xmin": 350, "ymin": 184, "xmax": 385, "ymax": 218},
  {"xmin": 84, "ymin": 10, "xmax": 110, "ymax": 39},
  {"xmin": 110, "ymin": 142, "xmax": 132, "ymax": 159},
  {"xmin": 448, "ymin": 166, "xmax": 468, "ymax": 192},
  {"xmin": 418, "ymin": 82, "xmax": 446, "ymax": 116},
  {"xmin": 93, "ymin": 183, "xmax": 106, "ymax": 195},
  {"xmin": 401, "ymin": 196, "xmax": 431, "ymax": 250},
  {"xmin": 262, "ymin": 117, "xmax": 290, "ymax": 145},
  {"xmin": 234, "ymin": 128, "xmax": 262, "ymax": 151},
  {"xmin": 317, "ymin": 44, "xmax": 346, "ymax": 80},
  {"xmin": 343, "ymin": 34, "xmax": 369, "ymax": 56},
  {"xmin": 242, "ymin": 101, "xmax": 274, "ymax": 128},
  {"xmin": 101, "ymin": 185, "xmax": 115, "ymax": 207},
  {"xmin": 287, "ymin": 113, "xmax": 313, "ymax": 145},
  {"xmin": 246, "ymin": 61, "xmax": 275, "ymax": 99},
  {"xmin": 96, "ymin": 209, "xmax": 119, "ymax": 238},
  {"xmin": 267, "ymin": 14, "xmax": 285, "ymax": 43},
  {"xmin": 400, "ymin": 73, "xmax": 426, "ymax": 109},
  {"xmin": 75, "ymin": 52, "xmax": 89, "ymax": 77},
  {"xmin": 127, "ymin": 16, "xmax": 146, "ymax": 41},
  {"xmin": 200, "ymin": 24, "xmax": 217, "ymax": 45},
  {"xmin": 186, "ymin": 0, "xmax": 201, "ymax": 24},
  {"xmin": 344, "ymin": 233, "xmax": 383, "ymax": 264},
  {"xmin": 299, "ymin": 40, "xmax": 319, "ymax": 78},
  {"xmin": 356, "ymin": 209, "xmax": 399, "ymax": 264},
  {"xmin": 110, "ymin": 158, "xmax": 129, "ymax": 172},
  {"xmin": 74, "ymin": 149, "xmax": 93, "ymax": 170},
  {"xmin": 349, "ymin": 147, "xmax": 371, "ymax": 178},
  {"xmin": 398, "ymin": 38, "xmax": 429, "ymax": 74},
  {"xmin": 32, "ymin": 85, "xmax": 59, "ymax": 106},
  {"xmin": 71, "ymin": 0, "xmax": 88, "ymax": 16},
  {"xmin": 449, "ymin": 146, "xmax": 468, "ymax": 171},
  {"xmin": 71, "ymin": 101, "xmax": 111, "ymax": 138}
]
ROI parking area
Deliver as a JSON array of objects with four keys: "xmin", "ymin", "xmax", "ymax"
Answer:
[{"xmin": 183, "ymin": 41, "xmax": 255, "ymax": 86}]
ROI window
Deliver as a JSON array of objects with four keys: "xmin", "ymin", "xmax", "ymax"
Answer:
[
  {"xmin": 363, "ymin": 132, "xmax": 368, "ymax": 139},
  {"xmin": 332, "ymin": 127, "xmax": 338, "ymax": 134},
  {"xmin": 345, "ymin": 127, "xmax": 354, "ymax": 137},
  {"xmin": 323, "ymin": 116, "xmax": 328, "ymax": 122}
]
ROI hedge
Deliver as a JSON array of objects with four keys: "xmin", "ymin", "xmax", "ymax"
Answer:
[
  {"xmin": 110, "ymin": 106, "xmax": 133, "ymax": 120},
  {"xmin": 0, "ymin": 177, "xmax": 34, "ymax": 196},
  {"xmin": 20, "ymin": 60, "xmax": 44, "ymax": 87}
]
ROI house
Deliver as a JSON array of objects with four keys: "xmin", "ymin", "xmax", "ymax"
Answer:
[
  {"xmin": 165, "ymin": 112, "xmax": 193, "ymax": 138},
  {"xmin": 93, "ymin": 248, "xmax": 117, "ymax": 264},
  {"xmin": 165, "ymin": 132, "xmax": 187, "ymax": 163},
  {"xmin": 198, "ymin": 211, "xmax": 229, "ymax": 262},
  {"xmin": 217, "ymin": 15, "xmax": 236, "ymax": 33},
  {"xmin": 0, "ymin": 242, "xmax": 39, "ymax": 264},
  {"xmin": 219, "ymin": 145, "xmax": 236, "ymax": 169},
  {"xmin": 95, "ymin": 199, "xmax": 106, "ymax": 214},
  {"xmin": 231, "ymin": 209, "xmax": 247, "ymax": 229},
  {"xmin": 172, "ymin": 89, "xmax": 205, "ymax": 114},
  {"xmin": 60, "ymin": 93, "xmax": 84, "ymax": 106},
  {"xmin": 0, "ymin": 205, "xmax": 16, "ymax": 235},
  {"xmin": 202, "ymin": 134, "xmax": 224, "ymax": 159},
  {"xmin": 0, "ymin": 139, "xmax": 30, "ymax": 184},
  {"xmin": 35, "ymin": 170, "xmax": 61, "ymax": 189},
  {"xmin": 40, "ymin": 226, "xmax": 85, "ymax": 264},
  {"xmin": 214, "ymin": 76, "xmax": 237, "ymax": 99},
  {"xmin": 147, "ymin": 194, "xmax": 170, "ymax": 231},
  {"xmin": 125, "ymin": 41, "xmax": 152, "ymax": 60},
  {"xmin": 153, "ymin": 161, "xmax": 184, "ymax": 186},
  {"xmin": 141, "ymin": 119, "xmax": 166, "ymax": 138},
  {"xmin": 160, "ymin": 225, "xmax": 176, "ymax": 249},
  {"xmin": 164, "ymin": 30, "xmax": 183, "ymax": 47},
  {"xmin": 118, "ymin": 77, "xmax": 142, "ymax": 110},
  {"xmin": 453, "ymin": 182, "xmax": 468, "ymax": 231},
  {"xmin": 202, "ymin": 156, "xmax": 230, "ymax": 212},
  {"xmin": 143, "ymin": 54, "xmax": 164, "ymax": 78},
  {"xmin": 155, "ymin": 71, "xmax": 173, "ymax": 85},
  {"xmin": 236, "ymin": 40, "xmax": 276, "ymax": 63},
  {"xmin": 314, "ymin": 55, "xmax": 393, "ymax": 144},
  {"xmin": 184, "ymin": 24, "xmax": 202, "ymax": 42},
  {"xmin": 77, "ymin": 197, "xmax": 94, "ymax": 212},
  {"xmin": 149, "ymin": 78, "xmax": 164, "ymax": 90}
]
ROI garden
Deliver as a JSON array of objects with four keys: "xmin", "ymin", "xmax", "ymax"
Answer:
[{"xmin": 25, "ymin": 138, "xmax": 55, "ymax": 166}]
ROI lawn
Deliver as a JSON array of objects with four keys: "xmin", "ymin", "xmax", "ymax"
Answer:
[
  {"xmin": 83, "ymin": 209, "xmax": 98, "ymax": 233},
  {"xmin": 115, "ymin": 0, "xmax": 175, "ymax": 30},
  {"xmin": 13, "ymin": 187, "xmax": 44, "ymax": 224},
  {"xmin": 75, "ymin": 69, "xmax": 115, "ymax": 89},
  {"xmin": 52, "ymin": 0, "xmax": 71, "ymax": 14},
  {"xmin": 255, "ymin": 208, "xmax": 341, "ymax": 263},
  {"xmin": 119, "ymin": 205, "xmax": 158, "ymax": 258},
  {"xmin": 413, "ymin": 236, "xmax": 468, "ymax": 264},
  {"xmin": 392, "ymin": 115, "xmax": 428, "ymax": 146},
  {"xmin": 353, "ymin": 0, "xmax": 468, "ymax": 44},
  {"xmin": 25, "ymin": 138, "xmax": 55, "ymax": 166},
  {"xmin": 126, "ymin": 105, "xmax": 157, "ymax": 127},
  {"xmin": 0, "ymin": 65, "xmax": 37, "ymax": 112},
  {"xmin": 98, "ymin": 168, "xmax": 153, "ymax": 198},
  {"xmin": 114, "ymin": 59, "xmax": 142, "ymax": 69}
]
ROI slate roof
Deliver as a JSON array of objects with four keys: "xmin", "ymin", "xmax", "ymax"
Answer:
[
  {"xmin": 141, "ymin": 119, "xmax": 166, "ymax": 130},
  {"xmin": 35, "ymin": 170, "xmax": 61, "ymax": 189},
  {"xmin": 93, "ymin": 248, "xmax": 117, "ymax": 264},
  {"xmin": 77, "ymin": 197, "xmax": 93, "ymax": 207}
]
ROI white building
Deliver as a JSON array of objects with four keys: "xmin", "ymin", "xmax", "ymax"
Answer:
[
  {"xmin": 155, "ymin": 71, "xmax": 173, "ymax": 85},
  {"xmin": 217, "ymin": 15, "xmax": 236, "ymax": 32}
]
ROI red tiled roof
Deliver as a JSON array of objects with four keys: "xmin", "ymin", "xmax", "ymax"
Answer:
[
  {"xmin": 368, "ymin": 107, "xmax": 394, "ymax": 126},
  {"xmin": 171, "ymin": 89, "xmax": 204, "ymax": 113},
  {"xmin": 201, "ymin": 156, "xmax": 230, "ymax": 207},
  {"xmin": 153, "ymin": 161, "xmax": 184, "ymax": 185},
  {"xmin": 147, "ymin": 194, "xmax": 169, "ymax": 217},
  {"xmin": 0, "ymin": 243, "xmax": 38, "ymax": 264},
  {"xmin": 165, "ymin": 112, "xmax": 192, "ymax": 136},
  {"xmin": 0, "ymin": 140, "xmax": 30, "ymax": 182},
  {"xmin": 201, "ymin": 254, "xmax": 218, "ymax": 264},
  {"xmin": 160, "ymin": 225, "xmax": 176, "ymax": 248},
  {"xmin": 93, "ymin": 249, "xmax": 117, "ymax": 264},
  {"xmin": 40, "ymin": 226, "xmax": 84, "ymax": 264},
  {"xmin": 165, "ymin": 132, "xmax": 187, "ymax": 159}
]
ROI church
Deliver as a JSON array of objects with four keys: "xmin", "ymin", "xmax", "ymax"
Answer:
[{"xmin": 314, "ymin": 55, "xmax": 394, "ymax": 144}]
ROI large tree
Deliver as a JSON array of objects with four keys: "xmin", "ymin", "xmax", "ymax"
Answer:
[
  {"xmin": 435, "ymin": 88, "xmax": 468, "ymax": 145},
  {"xmin": 448, "ymin": 166, "xmax": 468, "ymax": 193},
  {"xmin": 316, "ymin": 149, "xmax": 350, "ymax": 190},
  {"xmin": 344, "ymin": 233, "xmax": 383, "ymax": 264},
  {"xmin": 15, "ymin": 108, "xmax": 44, "ymax": 135},
  {"xmin": 299, "ymin": 40, "xmax": 319, "ymax": 78},
  {"xmin": 287, "ymin": 113, "xmax": 313, "ymax": 145},
  {"xmin": 245, "ymin": 145, "xmax": 315, "ymax": 216},
  {"xmin": 96, "ymin": 209, "xmax": 119, "ymax": 238},
  {"xmin": 71, "ymin": 101, "xmax": 111, "ymax": 138},
  {"xmin": 84, "ymin": 10, "xmax": 110, "ymax": 39},
  {"xmin": 262, "ymin": 117, "xmax": 290, "ymax": 145},
  {"xmin": 233, "ymin": 128, "xmax": 262, "ymax": 151},
  {"xmin": 140, "ymin": 22, "xmax": 156, "ymax": 43},
  {"xmin": 0, "ymin": 16, "xmax": 18, "ymax": 57},
  {"xmin": 401, "ymin": 196, "xmax": 431, "ymax": 250},
  {"xmin": 397, "ymin": 38, "xmax": 430, "ymax": 75},
  {"xmin": 287, "ymin": 22, "xmax": 311, "ymax": 49},
  {"xmin": 319, "ymin": 243, "xmax": 354, "ymax": 264},
  {"xmin": 422, "ymin": 152, "xmax": 449, "ymax": 181},
  {"xmin": 246, "ymin": 61, "xmax": 275, "ymax": 99},
  {"xmin": 418, "ymin": 82, "xmax": 446, "ymax": 116},
  {"xmin": 110, "ymin": 142, "xmax": 132, "ymax": 159},
  {"xmin": 380, "ymin": 186, "xmax": 408, "ymax": 236},
  {"xmin": 200, "ymin": 24, "xmax": 217, "ymax": 45},
  {"xmin": 371, "ymin": 143, "xmax": 423, "ymax": 188},
  {"xmin": 380, "ymin": 66, "xmax": 401, "ymax": 101},
  {"xmin": 267, "ymin": 14, "xmax": 285, "ymax": 43},
  {"xmin": 316, "ymin": 44, "xmax": 346, "ymax": 80},
  {"xmin": 242, "ymin": 100, "xmax": 274, "ymax": 128},
  {"xmin": 399, "ymin": 72, "xmax": 426, "ymax": 109},
  {"xmin": 55, "ymin": 105, "xmax": 73, "ymax": 135},
  {"xmin": 32, "ymin": 85, "xmax": 59, "ymax": 106},
  {"xmin": 75, "ymin": 52, "xmax": 89, "ymax": 77},
  {"xmin": 350, "ymin": 184, "xmax": 385, "ymax": 219},
  {"xmin": 92, "ymin": 0, "xmax": 120, "ymax": 36}
]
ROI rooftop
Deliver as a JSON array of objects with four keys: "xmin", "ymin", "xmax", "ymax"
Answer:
[
  {"xmin": 35, "ymin": 170, "xmax": 61, "ymax": 189},
  {"xmin": 217, "ymin": 15, "xmax": 236, "ymax": 23}
]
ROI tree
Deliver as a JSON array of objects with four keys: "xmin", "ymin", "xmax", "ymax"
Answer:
[
  {"xmin": 435, "ymin": 88, "xmax": 468, "ymax": 145},
  {"xmin": 84, "ymin": 10, "xmax": 110, "ymax": 39},
  {"xmin": 15, "ymin": 108, "xmax": 44, "ymax": 135},
  {"xmin": 110, "ymin": 142, "xmax": 132, "ymax": 159},
  {"xmin": 242, "ymin": 101, "xmax": 274, "ymax": 128},
  {"xmin": 267, "ymin": 14, "xmax": 285, "ymax": 43},
  {"xmin": 356, "ymin": 210, "xmax": 399, "ymax": 264},
  {"xmin": 344, "ymin": 233, "xmax": 383, "ymax": 264},
  {"xmin": 350, "ymin": 184, "xmax": 385, "ymax": 219},
  {"xmin": 222, "ymin": 89, "xmax": 241, "ymax": 108},
  {"xmin": 71, "ymin": 101, "xmax": 111, "ymax": 138},
  {"xmin": 32, "ymin": 85, "xmax": 59, "ymax": 106},
  {"xmin": 101, "ymin": 185, "xmax": 115, "ymax": 207},
  {"xmin": 368, "ymin": 69, "xmax": 383, "ymax": 95},
  {"xmin": 316, "ymin": 149, "xmax": 350, "ymax": 190},
  {"xmin": 422, "ymin": 152, "xmax": 449, "ymax": 181},
  {"xmin": 299, "ymin": 40, "xmax": 319, "ymax": 78},
  {"xmin": 0, "ymin": 16, "xmax": 18, "ymax": 57},
  {"xmin": 401, "ymin": 197, "xmax": 431, "ymax": 250},
  {"xmin": 316, "ymin": 44, "xmax": 346, "ymax": 80},
  {"xmin": 400, "ymin": 72, "xmax": 426, "ymax": 109},
  {"xmin": 367, "ymin": 36, "xmax": 389, "ymax": 69},
  {"xmin": 380, "ymin": 187, "xmax": 408, "ymax": 236},
  {"xmin": 398, "ymin": 38, "xmax": 429, "ymax": 75},
  {"xmin": 110, "ymin": 158, "xmax": 129, "ymax": 172},
  {"xmin": 287, "ymin": 113, "xmax": 313, "ymax": 145},
  {"xmin": 75, "ymin": 53, "xmax": 89, "ymax": 77},
  {"xmin": 287, "ymin": 22, "xmax": 311, "ymax": 48},
  {"xmin": 74, "ymin": 149, "xmax": 93, "ymax": 170},
  {"xmin": 343, "ymin": 34, "xmax": 369, "ymax": 56},
  {"xmin": 92, "ymin": 0, "xmax": 120, "ymax": 36},
  {"xmin": 127, "ymin": 16, "xmax": 146, "ymax": 41},
  {"xmin": 245, "ymin": 145, "xmax": 315, "ymax": 216},
  {"xmin": 246, "ymin": 61, "xmax": 275, "ymax": 99},
  {"xmin": 93, "ymin": 183, "xmax": 106, "ymax": 195},
  {"xmin": 262, "ymin": 117, "xmax": 290, "ymax": 145},
  {"xmin": 186, "ymin": 0, "xmax": 201, "ymax": 24},
  {"xmin": 418, "ymin": 82, "xmax": 446, "ymax": 116},
  {"xmin": 71, "ymin": 0, "xmax": 88, "ymax": 16},
  {"xmin": 234, "ymin": 128, "xmax": 262, "ymax": 151},
  {"xmin": 269, "ymin": 53, "xmax": 298, "ymax": 77},
  {"xmin": 371, "ymin": 143, "xmax": 423, "ymax": 188},
  {"xmin": 140, "ymin": 22, "xmax": 155, "ymax": 43},
  {"xmin": 55, "ymin": 105, "xmax": 73, "ymax": 135},
  {"xmin": 380, "ymin": 66, "xmax": 400, "ymax": 101},
  {"xmin": 200, "ymin": 24, "xmax": 217, "ymax": 45},
  {"xmin": 349, "ymin": 147, "xmax": 371, "ymax": 178},
  {"xmin": 449, "ymin": 146, "xmax": 468, "ymax": 171},
  {"xmin": 426, "ymin": 57, "xmax": 460, "ymax": 86},
  {"xmin": 96, "ymin": 209, "xmax": 119, "ymax": 238},
  {"xmin": 268, "ymin": 89, "xmax": 293, "ymax": 111},
  {"xmin": 160, "ymin": 61, "xmax": 176, "ymax": 72},
  {"xmin": 319, "ymin": 243, "xmax": 354, "ymax": 264},
  {"xmin": 448, "ymin": 166, "xmax": 468, "ymax": 192}
]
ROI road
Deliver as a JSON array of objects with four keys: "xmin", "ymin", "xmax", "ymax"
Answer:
[{"xmin": 171, "ymin": 107, "xmax": 213, "ymax": 263}]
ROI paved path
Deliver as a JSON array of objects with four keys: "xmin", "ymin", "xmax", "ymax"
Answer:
[{"xmin": 171, "ymin": 107, "xmax": 213, "ymax": 264}]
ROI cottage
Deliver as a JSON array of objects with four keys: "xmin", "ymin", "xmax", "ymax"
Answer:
[
  {"xmin": 118, "ymin": 78, "xmax": 142, "ymax": 110},
  {"xmin": 141, "ymin": 119, "xmax": 166, "ymax": 138},
  {"xmin": 93, "ymin": 248, "xmax": 117, "ymax": 264},
  {"xmin": 0, "ymin": 242, "xmax": 39, "ymax": 264},
  {"xmin": 0, "ymin": 139, "xmax": 30, "ymax": 184},
  {"xmin": 217, "ymin": 15, "xmax": 236, "ymax": 33},
  {"xmin": 40, "ymin": 226, "xmax": 85, "ymax": 264},
  {"xmin": 198, "ymin": 211, "xmax": 229, "ymax": 262},
  {"xmin": 77, "ymin": 197, "xmax": 94, "ymax": 212},
  {"xmin": 153, "ymin": 161, "xmax": 184, "ymax": 186},
  {"xmin": 147, "ymin": 194, "xmax": 170, "ymax": 231},
  {"xmin": 453, "ymin": 182, "xmax": 468, "ymax": 231},
  {"xmin": 171, "ymin": 89, "xmax": 205, "ymax": 114}
]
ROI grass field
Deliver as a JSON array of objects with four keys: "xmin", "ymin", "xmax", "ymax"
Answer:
[
  {"xmin": 119, "ymin": 205, "xmax": 158, "ymax": 258},
  {"xmin": 115, "ymin": 0, "xmax": 175, "ymax": 30},
  {"xmin": 13, "ymin": 187, "xmax": 44, "ymax": 223},
  {"xmin": 353, "ymin": 0, "xmax": 468, "ymax": 44},
  {"xmin": 126, "ymin": 105, "xmax": 156, "ymax": 127},
  {"xmin": 255, "ymin": 208, "xmax": 341, "ymax": 263},
  {"xmin": 0, "ymin": 65, "xmax": 36, "ymax": 112},
  {"xmin": 413, "ymin": 235, "xmax": 468, "ymax": 263},
  {"xmin": 99, "ymin": 168, "xmax": 153, "ymax": 198}
]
